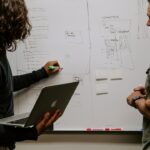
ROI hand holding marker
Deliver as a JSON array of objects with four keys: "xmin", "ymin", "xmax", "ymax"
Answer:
[
  {"xmin": 48, "ymin": 65, "xmax": 63, "ymax": 71},
  {"xmin": 48, "ymin": 65, "xmax": 57, "ymax": 70},
  {"xmin": 43, "ymin": 61, "xmax": 62, "ymax": 75}
]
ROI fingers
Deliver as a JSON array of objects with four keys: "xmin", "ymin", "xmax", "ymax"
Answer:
[
  {"xmin": 133, "ymin": 86, "xmax": 144, "ymax": 91},
  {"xmin": 42, "ymin": 112, "xmax": 51, "ymax": 124},
  {"xmin": 36, "ymin": 112, "xmax": 51, "ymax": 135},
  {"xmin": 127, "ymin": 95, "xmax": 133, "ymax": 106},
  {"xmin": 133, "ymin": 86, "xmax": 146, "ymax": 94},
  {"xmin": 127, "ymin": 90, "xmax": 146, "ymax": 107},
  {"xmin": 127, "ymin": 86, "xmax": 146, "ymax": 108},
  {"xmin": 45, "ymin": 110, "xmax": 62, "ymax": 128},
  {"xmin": 43, "ymin": 60, "xmax": 62, "ymax": 75},
  {"xmin": 48, "ymin": 60, "xmax": 60, "ymax": 68},
  {"xmin": 36, "ymin": 110, "xmax": 62, "ymax": 135}
]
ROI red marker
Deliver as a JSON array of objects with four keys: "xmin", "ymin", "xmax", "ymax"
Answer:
[
  {"xmin": 104, "ymin": 128, "xmax": 110, "ymax": 131},
  {"xmin": 110, "ymin": 128, "xmax": 123, "ymax": 131},
  {"xmin": 86, "ymin": 128, "xmax": 123, "ymax": 131},
  {"xmin": 86, "ymin": 128, "xmax": 92, "ymax": 131}
]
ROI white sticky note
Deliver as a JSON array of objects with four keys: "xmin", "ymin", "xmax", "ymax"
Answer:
[
  {"xmin": 110, "ymin": 69, "xmax": 123, "ymax": 80},
  {"xmin": 96, "ymin": 83, "xmax": 109, "ymax": 95},
  {"xmin": 95, "ymin": 70, "xmax": 108, "ymax": 80}
]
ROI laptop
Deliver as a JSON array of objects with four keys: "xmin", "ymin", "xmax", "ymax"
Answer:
[{"xmin": 0, "ymin": 81, "xmax": 79, "ymax": 127}]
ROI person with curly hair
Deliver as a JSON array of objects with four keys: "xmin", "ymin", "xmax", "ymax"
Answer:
[
  {"xmin": 0, "ymin": 0, "xmax": 62, "ymax": 149},
  {"xmin": 127, "ymin": 1, "xmax": 150, "ymax": 149}
]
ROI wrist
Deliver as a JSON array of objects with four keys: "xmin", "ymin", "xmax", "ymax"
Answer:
[
  {"xmin": 42, "ymin": 67, "xmax": 49, "ymax": 77},
  {"xmin": 131, "ymin": 95, "xmax": 146, "ymax": 108}
]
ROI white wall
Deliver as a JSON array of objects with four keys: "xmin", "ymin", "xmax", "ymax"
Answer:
[{"xmin": 16, "ymin": 133, "xmax": 142, "ymax": 150}]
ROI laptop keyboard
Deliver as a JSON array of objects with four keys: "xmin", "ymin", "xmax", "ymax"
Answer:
[{"xmin": 9, "ymin": 117, "xmax": 28, "ymax": 124}]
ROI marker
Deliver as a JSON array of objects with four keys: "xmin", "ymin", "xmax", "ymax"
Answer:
[
  {"xmin": 86, "ymin": 128, "xmax": 92, "ymax": 131},
  {"xmin": 103, "ymin": 128, "xmax": 123, "ymax": 131},
  {"xmin": 104, "ymin": 128, "xmax": 110, "ymax": 131},
  {"xmin": 110, "ymin": 128, "xmax": 123, "ymax": 131},
  {"xmin": 102, "ymin": 128, "xmax": 123, "ymax": 131},
  {"xmin": 48, "ymin": 66, "xmax": 63, "ymax": 71},
  {"xmin": 86, "ymin": 128, "xmax": 123, "ymax": 131},
  {"xmin": 48, "ymin": 65, "xmax": 57, "ymax": 70}
]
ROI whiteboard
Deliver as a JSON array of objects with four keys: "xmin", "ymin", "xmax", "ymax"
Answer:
[{"xmin": 8, "ymin": 0, "xmax": 150, "ymax": 131}]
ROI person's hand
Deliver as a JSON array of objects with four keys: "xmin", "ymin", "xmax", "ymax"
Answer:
[
  {"xmin": 35, "ymin": 110, "xmax": 62, "ymax": 135},
  {"xmin": 43, "ymin": 60, "xmax": 61, "ymax": 76},
  {"xmin": 127, "ymin": 91, "xmax": 146, "ymax": 108},
  {"xmin": 133, "ymin": 86, "xmax": 147, "ymax": 95}
]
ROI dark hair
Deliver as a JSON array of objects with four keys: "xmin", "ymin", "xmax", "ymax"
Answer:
[
  {"xmin": 0, "ymin": 0, "xmax": 31, "ymax": 54},
  {"xmin": 148, "ymin": 0, "xmax": 150, "ymax": 3}
]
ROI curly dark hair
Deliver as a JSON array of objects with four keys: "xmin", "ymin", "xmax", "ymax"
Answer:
[{"xmin": 0, "ymin": 0, "xmax": 31, "ymax": 54}]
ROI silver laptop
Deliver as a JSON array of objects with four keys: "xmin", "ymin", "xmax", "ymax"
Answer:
[{"xmin": 0, "ymin": 81, "xmax": 79, "ymax": 127}]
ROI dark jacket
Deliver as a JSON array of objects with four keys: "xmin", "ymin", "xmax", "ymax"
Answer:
[{"xmin": 0, "ymin": 53, "xmax": 48, "ymax": 149}]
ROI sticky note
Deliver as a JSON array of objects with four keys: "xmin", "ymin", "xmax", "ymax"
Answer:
[
  {"xmin": 110, "ymin": 69, "xmax": 123, "ymax": 80},
  {"xmin": 96, "ymin": 83, "xmax": 109, "ymax": 95},
  {"xmin": 95, "ymin": 70, "xmax": 108, "ymax": 80}
]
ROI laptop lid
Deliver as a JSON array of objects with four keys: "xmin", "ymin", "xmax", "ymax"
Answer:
[
  {"xmin": 0, "ymin": 81, "xmax": 79, "ymax": 127},
  {"xmin": 24, "ymin": 81, "xmax": 79, "ymax": 127}
]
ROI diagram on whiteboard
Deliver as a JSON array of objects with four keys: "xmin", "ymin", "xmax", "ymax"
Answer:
[
  {"xmin": 16, "ymin": 0, "xmax": 91, "ymax": 77},
  {"xmin": 98, "ymin": 16, "xmax": 134, "ymax": 69}
]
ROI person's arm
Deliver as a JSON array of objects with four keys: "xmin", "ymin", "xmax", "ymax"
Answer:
[
  {"xmin": 0, "ymin": 109, "xmax": 61, "ymax": 146},
  {"xmin": 13, "ymin": 61, "xmax": 60, "ymax": 91},
  {"xmin": 0, "ymin": 125, "xmax": 38, "ymax": 146},
  {"xmin": 133, "ymin": 86, "xmax": 147, "ymax": 95},
  {"xmin": 35, "ymin": 110, "xmax": 61, "ymax": 135},
  {"xmin": 13, "ymin": 68, "xmax": 48, "ymax": 91},
  {"xmin": 133, "ymin": 98, "xmax": 150, "ymax": 119},
  {"xmin": 127, "ymin": 86, "xmax": 150, "ymax": 119}
]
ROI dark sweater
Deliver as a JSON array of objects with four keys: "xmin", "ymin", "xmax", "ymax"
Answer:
[{"xmin": 0, "ymin": 53, "xmax": 48, "ymax": 149}]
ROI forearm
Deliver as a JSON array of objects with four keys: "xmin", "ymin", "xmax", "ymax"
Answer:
[
  {"xmin": 135, "ymin": 98, "xmax": 150, "ymax": 119},
  {"xmin": 13, "ymin": 68, "xmax": 48, "ymax": 91},
  {"xmin": 0, "ymin": 125, "xmax": 38, "ymax": 146}
]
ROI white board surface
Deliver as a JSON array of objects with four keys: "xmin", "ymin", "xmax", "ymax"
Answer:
[{"xmin": 8, "ymin": 0, "xmax": 150, "ymax": 131}]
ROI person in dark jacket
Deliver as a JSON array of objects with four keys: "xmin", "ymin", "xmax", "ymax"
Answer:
[{"xmin": 0, "ymin": 0, "xmax": 61, "ymax": 149}]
